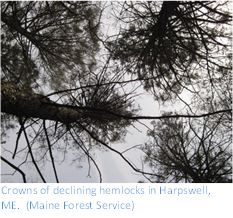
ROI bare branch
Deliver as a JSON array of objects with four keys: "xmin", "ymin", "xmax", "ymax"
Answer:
[{"xmin": 1, "ymin": 156, "xmax": 27, "ymax": 183}]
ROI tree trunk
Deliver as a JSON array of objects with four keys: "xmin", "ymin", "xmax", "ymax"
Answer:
[{"xmin": 1, "ymin": 79, "xmax": 86, "ymax": 124}]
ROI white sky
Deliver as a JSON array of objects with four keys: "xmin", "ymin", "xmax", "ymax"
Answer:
[
  {"xmin": 1, "ymin": 89, "xmax": 160, "ymax": 183},
  {"xmin": 1, "ymin": 1, "xmax": 231, "ymax": 183},
  {"xmin": 1, "ymin": 1, "xmax": 155, "ymax": 183}
]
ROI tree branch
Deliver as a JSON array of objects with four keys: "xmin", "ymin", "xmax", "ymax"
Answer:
[
  {"xmin": 43, "ymin": 120, "xmax": 59, "ymax": 183},
  {"xmin": 1, "ymin": 156, "xmax": 27, "ymax": 183}
]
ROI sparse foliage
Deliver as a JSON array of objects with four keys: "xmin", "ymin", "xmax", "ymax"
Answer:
[
  {"xmin": 143, "ymin": 114, "xmax": 232, "ymax": 183},
  {"xmin": 1, "ymin": 1, "xmax": 232, "ymax": 183}
]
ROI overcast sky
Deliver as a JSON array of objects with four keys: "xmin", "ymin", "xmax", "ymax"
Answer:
[
  {"xmin": 1, "ymin": 87, "xmax": 161, "ymax": 183},
  {"xmin": 1, "ymin": 1, "xmax": 206, "ymax": 183}
]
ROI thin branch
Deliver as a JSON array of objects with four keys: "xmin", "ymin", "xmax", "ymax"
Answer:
[
  {"xmin": 69, "ymin": 130, "xmax": 103, "ymax": 183},
  {"xmin": 1, "ymin": 156, "xmax": 27, "ymax": 183},
  {"xmin": 12, "ymin": 117, "xmax": 26, "ymax": 159},
  {"xmin": 121, "ymin": 144, "xmax": 142, "ymax": 154},
  {"xmin": 43, "ymin": 120, "xmax": 59, "ymax": 183},
  {"xmin": 20, "ymin": 120, "xmax": 46, "ymax": 183},
  {"xmin": 76, "ymin": 121, "xmax": 159, "ymax": 177}
]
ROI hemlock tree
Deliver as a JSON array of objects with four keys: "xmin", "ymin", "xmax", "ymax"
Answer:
[
  {"xmin": 1, "ymin": 1, "xmax": 100, "ymax": 89},
  {"xmin": 1, "ymin": 1, "xmax": 232, "ymax": 183},
  {"xmin": 142, "ymin": 114, "xmax": 232, "ymax": 183},
  {"xmin": 107, "ymin": 1, "xmax": 232, "ymax": 103},
  {"xmin": 1, "ymin": 1, "xmax": 138, "ymax": 183},
  {"xmin": 106, "ymin": 1, "xmax": 232, "ymax": 182}
]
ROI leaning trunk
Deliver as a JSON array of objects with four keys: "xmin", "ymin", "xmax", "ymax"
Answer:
[{"xmin": 1, "ymin": 79, "xmax": 86, "ymax": 125}]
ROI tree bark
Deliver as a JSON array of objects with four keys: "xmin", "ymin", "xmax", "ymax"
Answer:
[
  {"xmin": 145, "ymin": 1, "xmax": 178, "ymax": 50},
  {"xmin": 1, "ymin": 79, "xmax": 85, "ymax": 124}
]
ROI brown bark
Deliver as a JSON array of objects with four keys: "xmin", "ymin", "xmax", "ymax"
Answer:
[{"xmin": 1, "ymin": 79, "xmax": 85, "ymax": 124}]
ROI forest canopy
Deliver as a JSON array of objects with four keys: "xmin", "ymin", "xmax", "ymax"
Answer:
[{"xmin": 1, "ymin": 1, "xmax": 232, "ymax": 183}]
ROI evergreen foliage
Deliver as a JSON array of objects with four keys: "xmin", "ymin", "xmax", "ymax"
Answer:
[{"xmin": 1, "ymin": 1, "xmax": 232, "ymax": 183}]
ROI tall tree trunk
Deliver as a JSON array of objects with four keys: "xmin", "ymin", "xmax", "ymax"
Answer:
[{"xmin": 1, "ymin": 79, "xmax": 85, "ymax": 124}]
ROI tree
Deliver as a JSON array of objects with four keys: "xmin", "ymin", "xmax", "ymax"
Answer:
[
  {"xmin": 142, "ymin": 114, "xmax": 232, "ymax": 183},
  {"xmin": 1, "ymin": 1, "xmax": 138, "ymax": 183},
  {"xmin": 1, "ymin": 1, "xmax": 100, "ymax": 90},
  {"xmin": 1, "ymin": 1, "xmax": 232, "ymax": 183},
  {"xmin": 107, "ymin": 1, "xmax": 232, "ymax": 104},
  {"xmin": 106, "ymin": 1, "xmax": 232, "ymax": 183}
]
